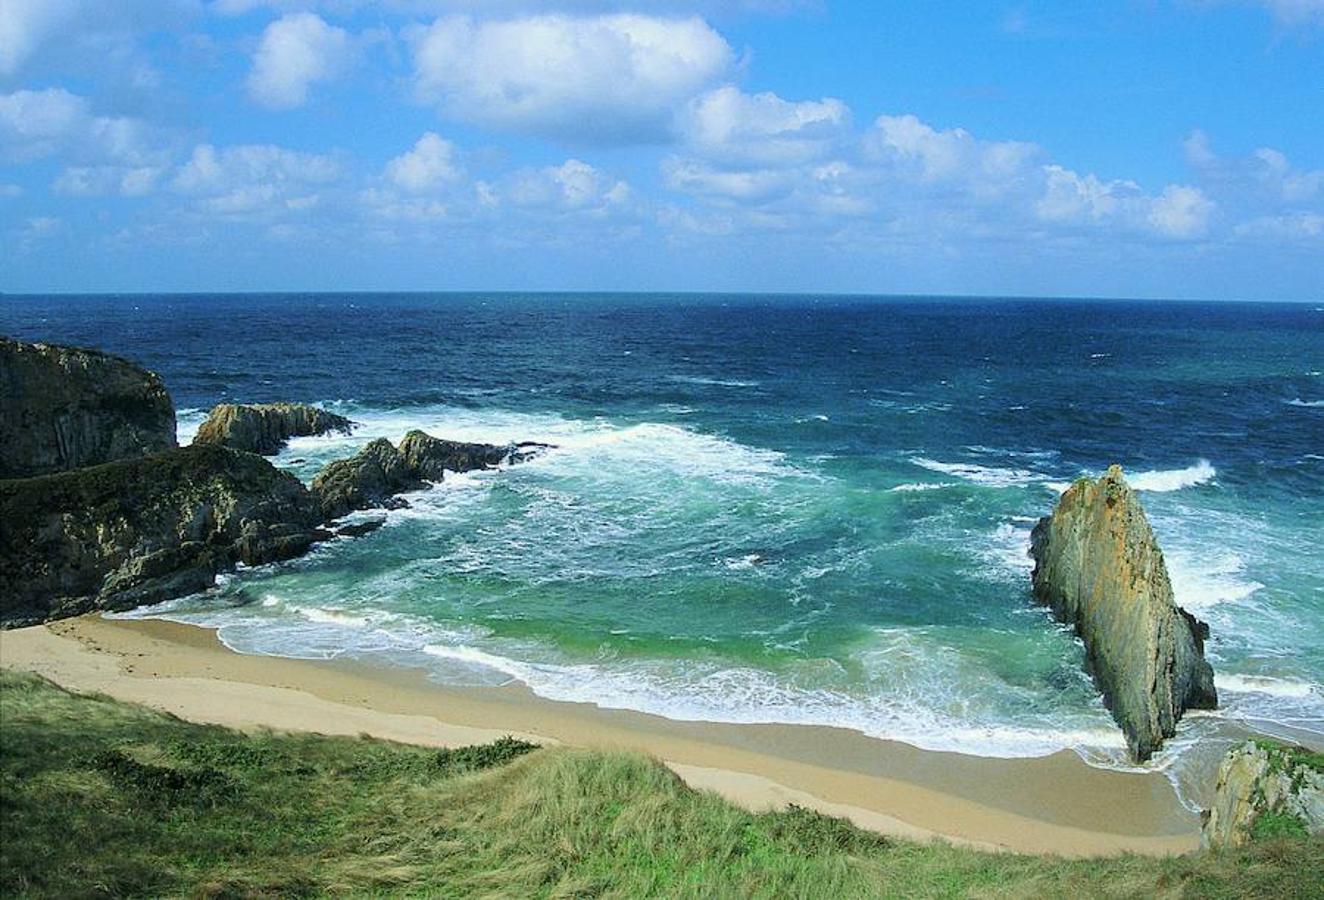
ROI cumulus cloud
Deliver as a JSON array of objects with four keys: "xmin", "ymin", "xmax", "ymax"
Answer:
[
  {"xmin": 385, "ymin": 132, "xmax": 463, "ymax": 192},
  {"xmin": 0, "ymin": 0, "xmax": 191, "ymax": 82},
  {"xmin": 172, "ymin": 142, "xmax": 341, "ymax": 215},
  {"xmin": 0, "ymin": 88, "xmax": 172, "ymax": 197},
  {"xmin": 409, "ymin": 14, "xmax": 734, "ymax": 142},
  {"xmin": 865, "ymin": 114, "xmax": 1040, "ymax": 191},
  {"xmin": 247, "ymin": 12, "xmax": 352, "ymax": 109},
  {"xmin": 505, "ymin": 159, "xmax": 631, "ymax": 212},
  {"xmin": 680, "ymin": 86, "xmax": 849, "ymax": 165}
]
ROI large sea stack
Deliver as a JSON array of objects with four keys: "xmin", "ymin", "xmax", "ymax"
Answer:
[
  {"xmin": 1029, "ymin": 465, "xmax": 1217, "ymax": 762},
  {"xmin": 193, "ymin": 402, "xmax": 353, "ymax": 455},
  {"xmin": 0, "ymin": 337, "xmax": 176, "ymax": 478}
]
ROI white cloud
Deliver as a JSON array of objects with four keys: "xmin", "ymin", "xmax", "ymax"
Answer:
[
  {"xmin": 1147, "ymin": 184, "xmax": 1215, "ymax": 238},
  {"xmin": 1235, "ymin": 211, "xmax": 1324, "ymax": 239},
  {"xmin": 385, "ymin": 132, "xmax": 462, "ymax": 192},
  {"xmin": 0, "ymin": 0, "xmax": 78, "ymax": 77},
  {"xmin": 505, "ymin": 158, "xmax": 631, "ymax": 212},
  {"xmin": 1257, "ymin": 0, "xmax": 1324, "ymax": 26},
  {"xmin": 409, "ymin": 14, "xmax": 734, "ymax": 142},
  {"xmin": 172, "ymin": 142, "xmax": 341, "ymax": 215},
  {"xmin": 681, "ymin": 85, "xmax": 849, "ymax": 165},
  {"xmin": 865, "ymin": 114, "xmax": 1040, "ymax": 190},
  {"xmin": 662, "ymin": 157, "xmax": 794, "ymax": 203},
  {"xmin": 0, "ymin": 87, "xmax": 170, "ymax": 174},
  {"xmin": 1036, "ymin": 165, "xmax": 1134, "ymax": 224},
  {"xmin": 247, "ymin": 12, "xmax": 352, "ymax": 109},
  {"xmin": 54, "ymin": 165, "xmax": 162, "ymax": 197}
]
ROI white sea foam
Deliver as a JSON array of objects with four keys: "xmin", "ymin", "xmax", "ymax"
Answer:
[
  {"xmin": 1216, "ymin": 674, "xmax": 1318, "ymax": 699},
  {"xmin": 1126, "ymin": 459, "xmax": 1216, "ymax": 492},
  {"xmin": 666, "ymin": 375, "xmax": 759, "ymax": 388},
  {"xmin": 1285, "ymin": 398, "xmax": 1324, "ymax": 408},
  {"xmin": 909, "ymin": 457, "xmax": 1043, "ymax": 488},
  {"xmin": 1166, "ymin": 549, "xmax": 1263, "ymax": 611},
  {"xmin": 889, "ymin": 481, "xmax": 959, "ymax": 493}
]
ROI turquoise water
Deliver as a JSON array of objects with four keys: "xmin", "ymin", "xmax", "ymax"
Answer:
[{"xmin": 4, "ymin": 294, "xmax": 1321, "ymax": 800}]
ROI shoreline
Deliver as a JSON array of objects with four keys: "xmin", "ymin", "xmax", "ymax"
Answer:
[{"xmin": 0, "ymin": 614, "xmax": 1202, "ymax": 857}]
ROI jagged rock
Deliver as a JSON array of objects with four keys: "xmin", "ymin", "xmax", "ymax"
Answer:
[
  {"xmin": 1202, "ymin": 740, "xmax": 1324, "ymax": 848},
  {"xmin": 312, "ymin": 438, "xmax": 423, "ymax": 520},
  {"xmin": 194, "ymin": 402, "xmax": 352, "ymax": 455},
  {"xmin": 398, "ymin": 430, "xmax": 551, "ymax": 480},
  {"xmin": 0, "ymin": 444, "xmax": 326, "ymax": 626},
  {"xmin": 313, "ymin": 431, "xmax": 551, "ymax": 519},
  {"xmin": 0, "ymin": 337, "xmax": 176, "ymax": 478},
  {"xmin": 1029, "ymin": 465, "xmax": 1217, "ymax": 762}
]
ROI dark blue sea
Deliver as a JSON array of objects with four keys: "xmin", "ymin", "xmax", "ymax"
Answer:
[{"xmin": 4, "ymin": 293, "xmax": 1322, "ymax": 804}]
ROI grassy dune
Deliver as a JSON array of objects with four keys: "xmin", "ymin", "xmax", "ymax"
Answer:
[{"xmin": 1, "ymin": 671, "xmax": 1320, "ymax": 898}]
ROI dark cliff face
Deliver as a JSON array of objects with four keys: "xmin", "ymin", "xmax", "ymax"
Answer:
[
  {"xmin": 1029, "ymin": 465, "xmax": 1217, "ymax": 762},
  {"xmin": 193, "ymin": 403, "xmax": 353, "ymax": 455},
  {"xmin": 0, "ymin": 338, "xmax": 177, "ymax": 478},
  {"xmin": 0, "ymin": 445, "xmax": 325, "ymax": 627}
]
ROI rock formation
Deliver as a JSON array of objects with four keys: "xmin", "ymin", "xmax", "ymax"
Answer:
[
  {"xmin": 1202, "ymin": 740, "xmax": 1324, "ymax": 848},
  {"xmin": 193, "ymin": 403, "xmax": 353, "ymax": 455},
  {"xmin": 0, "ymin": 337, "xmax": 176, "ymax": 478},
  {"xmin": 313, "ymin": 430, "xmax": 550, "ymax": 519},
  {"xmin": 1029, "ymin": 465, "xmax": 1217, "ymax": 762},
  {"xmin": 0, "ymin": 444, "xmax": 326, "ymax": 626}
]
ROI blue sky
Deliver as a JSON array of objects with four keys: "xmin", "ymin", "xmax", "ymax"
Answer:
[{"xmin": 1, "ymin": 1, "xmax": 1321, "ymax": 299}]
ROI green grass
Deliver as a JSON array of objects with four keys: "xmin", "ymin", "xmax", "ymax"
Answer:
[{"xmin": 1, "ymin": 671, "xmax": 1321, "ymax": 898}]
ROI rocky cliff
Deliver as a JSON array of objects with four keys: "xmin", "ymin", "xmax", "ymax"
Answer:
[
  {"xmin": 314, "ymin": 430, "xmax": 550, "ymax": 519},
  {"xmin": 0, "ymin": 444, "xmax": 326, "ymax": 626},
  {"xmin": 1029, "ymin": 465, "xmax": 1217, "ymax": 762},
  {"xmin": 1202, "ymin": 740, "xmax": 1324, "ymax": 848},
  {"xmin": 0, "ymin": 337, "xmax": 176, "ymax": 478},
  {"xmin": 193, "ymin": 403, "xmax": 353, "ymax": 455}
]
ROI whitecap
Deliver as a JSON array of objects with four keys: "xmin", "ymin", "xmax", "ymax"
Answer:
[
  {"xmin": 1126, "ymin": 459, "xmax": 1216, "ymax": 492},
  {"xmin": 909, "ymin": 457, "xmax": 1044, "ymax": 488},
  {"xmin": 1285, "ymin": 398, "xmax": 1324, "ymax": 408},
  {"xmin": 1216, "ymin": 674, "xmax": 1319, "ymax": 699},
  {"xmin": 888, "ymin": 481, "xmax": 958, "ymax": 493}
]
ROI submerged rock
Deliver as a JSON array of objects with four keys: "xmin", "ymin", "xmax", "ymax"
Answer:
[
  {"xmin": 313, "ymin": 430, "xmax": 551, "ymax": 519},
  {"xmin": 0, "ymin": 444, "xmax": 326, "ymax": 626},
  {"xmin": 1202, "ymin": 740, "xmax": 1324, "ymax": 848},
  {"xmin": 1029, "ymin": 465, "xmax": 1217, "ymax": 762},
  {"xmin": 193, "ymin": 402, "xmax": 352, "ymax": 455},
  {"xmin": 0, "ymin": 337, "xmax": 176, "ymax": 478}
]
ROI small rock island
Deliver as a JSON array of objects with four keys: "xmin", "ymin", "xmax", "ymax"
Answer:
[{"xmin": 1030, "ymin": 465, "xmax": 1217, "ymax": 762}]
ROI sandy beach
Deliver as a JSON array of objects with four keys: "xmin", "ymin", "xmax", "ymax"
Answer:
[{"xmin": 0, "ymin": 614, "xmax": 1200, "ymax": 857}]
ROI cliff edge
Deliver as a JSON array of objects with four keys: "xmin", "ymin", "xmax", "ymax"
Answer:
[
  {"xmin": 1030, "ymin": 465, "xmax": 1217, "ymax": 762},
  {"xmin": 0, "ymin": 337, "xmax": 176, "ymax": 478}
]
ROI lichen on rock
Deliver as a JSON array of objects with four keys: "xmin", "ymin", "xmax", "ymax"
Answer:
[
  {"xmin": 1202, "ymin": 739, "xmax": 1324, "ymax": 848},
  {"xmin": 1029, "ymin": 464, "xmax": 1217, "ymax": 762}
]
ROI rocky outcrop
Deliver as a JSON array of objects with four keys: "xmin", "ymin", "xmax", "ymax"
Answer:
[
  {"xmin": 313, "ymin": 430, "xmax": 550, "ymax": 519},
  {"xmin": 1029, "ymin": 465, "xmax": 1217, "ymax": 762},
  {"xmin": 0, "ymin": 337, "xmax": 176, "ymax": 478},
  {"xmin": 0, "ymin": 444, "xmax": 326, "ymax": 626},
  {"xmin": 312, "ymin": 438, "xmax": 423, "ymax": 520},
  {"xmin": 193, "ymin": 403, "xmax": 352, "ymax": 455},
  {"xmin": 1202, "ymin": 740, "xmax": 1324, "ymax": 848}
]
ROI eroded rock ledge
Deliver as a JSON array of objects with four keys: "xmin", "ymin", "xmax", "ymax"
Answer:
[
  {"xmin": 1029, "ymin": 465, "xmax": 1217, "ymax": 762},
  {"xmin": 194, "ymin": 402, "xmax": 353, "ymax": 455},
  {"xmin": 0, "ymin": 337, "xmax": 176, "ymax": 478}
]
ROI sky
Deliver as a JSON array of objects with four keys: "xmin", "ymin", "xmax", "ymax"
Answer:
[{"xmin": 1, "ymin": 1, "xmax": 1321, "ymax": 299}]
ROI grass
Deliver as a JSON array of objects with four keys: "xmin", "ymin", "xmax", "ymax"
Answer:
[{"xmin": 1, "ymin": 671, "xmax": 1321, "ymax": 898}]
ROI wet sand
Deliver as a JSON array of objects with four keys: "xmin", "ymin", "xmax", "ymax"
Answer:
[{"xmin": 0, "ymin": 615, "xmax": 1201, "ymax": 857}]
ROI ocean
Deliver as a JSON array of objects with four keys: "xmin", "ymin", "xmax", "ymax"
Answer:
[{"xmin": 4, "ymin": 293, "xmax": 1321, "ymax": 805}]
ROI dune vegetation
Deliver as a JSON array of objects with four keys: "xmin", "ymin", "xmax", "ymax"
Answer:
[{"xmin": 1, "ymin": 670, "xmax": 1320, "ymax": 899}]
